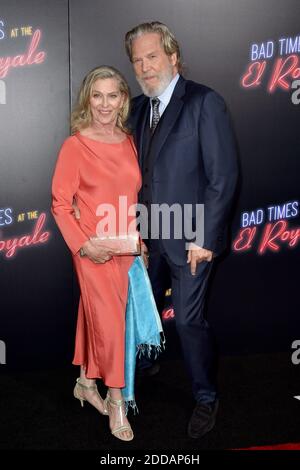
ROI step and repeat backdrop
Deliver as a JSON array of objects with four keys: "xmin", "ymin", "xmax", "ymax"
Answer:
[
  {"xmin": 0, "ymin": 0, "xmax": 74, "ymax": 368},
  {"xmin": 1, "ymin": 0, "xmax": 299, "ymax": 368},
  {"xmin": 69, "ymin": 0, "xmax": 300, "ymax": 355}
]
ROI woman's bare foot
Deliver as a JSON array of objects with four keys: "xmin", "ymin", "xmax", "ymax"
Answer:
[
  {"xmin": 74, "ymin": 378, "xmax": 108, "ymax": 415},
  {"xmin": 106, "ymin": 388, "xmax": 133, "ymax": 441}
]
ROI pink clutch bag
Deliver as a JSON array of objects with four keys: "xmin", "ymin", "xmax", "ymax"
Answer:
[{"xmin": 90, "ymin": 232, "xmax": 141, "ymax": 256}]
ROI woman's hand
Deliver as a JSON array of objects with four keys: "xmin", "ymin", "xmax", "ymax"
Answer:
[
  {"xmin": 72, "ymin": 198, "xmax": 81, "ymax": 220},
  {"xmin": 81, "ymin": 240, "xmax": 114, "ymax": 264}
]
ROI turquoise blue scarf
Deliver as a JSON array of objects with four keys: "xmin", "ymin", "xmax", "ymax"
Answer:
[{"xmin": 122, "ymin": 256, "xmax": 164, "ymax": 411}]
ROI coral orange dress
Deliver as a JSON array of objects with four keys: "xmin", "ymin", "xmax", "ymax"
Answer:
[{"xmin": 51, "ymin": 133, "xmax": 141, "ymax": 387}]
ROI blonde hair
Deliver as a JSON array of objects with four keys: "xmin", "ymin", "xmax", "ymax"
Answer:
[
  {"xmin": 71, "ymin": 65, "xmax": 131, "ymax": 134},
  {"xmin": 125, "ymin": 21, "xmax": 183, "ymax": 73}
]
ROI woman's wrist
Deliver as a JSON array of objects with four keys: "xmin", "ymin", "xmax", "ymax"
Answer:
[
  {"xmin": 80, "ymin": 240, "xmax": 91, "ymax": 257},
  {"xmin": 79, "ymin": 247, "xmax": 86, "ymax": 257}
]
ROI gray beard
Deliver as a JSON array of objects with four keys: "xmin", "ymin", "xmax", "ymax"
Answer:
[{"xmin": 137, "ymin": 69, "xmax": 174, "ymax": 98}]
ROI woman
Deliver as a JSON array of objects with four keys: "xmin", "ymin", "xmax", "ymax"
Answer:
[{"xmin": 51, "ymin": 66, "xmax": 143, "ymax": 442}]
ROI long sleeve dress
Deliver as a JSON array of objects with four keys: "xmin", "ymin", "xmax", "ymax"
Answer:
[{"xmin": 51, "ymin": 132, "xmax": 141, "ymax": 387}]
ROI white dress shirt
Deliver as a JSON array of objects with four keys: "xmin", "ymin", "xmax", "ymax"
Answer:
[{"xmin": 149, "ymin": 73, "xmax": 180, "ymax": 125}]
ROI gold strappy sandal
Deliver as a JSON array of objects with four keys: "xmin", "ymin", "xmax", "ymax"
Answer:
[
  {"xmin": 73, "ymin": 378, "xmax": 108, "ymax": 415},
  {"xmin": 104, "ymin": 391, "xmax": 134, "ymax": 441}
]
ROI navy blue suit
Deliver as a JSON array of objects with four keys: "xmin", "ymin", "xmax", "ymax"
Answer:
[{"xmin": 130, "ymin": 76, "xmax": 238, "ymax": 403}]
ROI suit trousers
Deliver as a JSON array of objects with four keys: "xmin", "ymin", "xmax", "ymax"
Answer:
[{"xmin": 142, "ymin": 239, "xmax": 218, "ymax": 404}]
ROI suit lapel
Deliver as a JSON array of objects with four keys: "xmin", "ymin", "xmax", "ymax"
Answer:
[
  {"xmin": 133, "ymin": 76, "xmax": 187, "ymax": 168},
  {"xmin": 149, "ymin": 76, "xmax": 186, "ymax": 167}
]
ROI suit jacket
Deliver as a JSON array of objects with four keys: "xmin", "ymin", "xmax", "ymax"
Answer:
[{"xmin": 129, "ymin": 75, "xmax": 238, "ymax": 265}]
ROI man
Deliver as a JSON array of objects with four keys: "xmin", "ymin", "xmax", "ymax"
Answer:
[{"xmin": 125, "ymin": 21, "xmax": 238, "ymax": 438}]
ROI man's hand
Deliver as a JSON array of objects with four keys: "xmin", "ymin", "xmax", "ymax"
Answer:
[
  {"xmin": 72, "ymin": 198, "xmax": 81, "ymax": 220},
  {"xmin": 141, "ymin": 241, "xmax": 149, "ymax": 268},
  {"xmin": 187, "ymin": 243, "xmax": 213, "ymax": 275}
]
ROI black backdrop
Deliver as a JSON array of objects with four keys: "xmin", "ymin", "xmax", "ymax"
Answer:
[
  {"xmin": 0, "ymin": 0, "xmax": 74, "ymax": 368},
  {"xmin": 1, "ymin": 0, "xmax": 299, "ymax": 370}
]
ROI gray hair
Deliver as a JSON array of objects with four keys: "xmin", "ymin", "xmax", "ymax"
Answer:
[{"xmin": 125, "ymin": 21, "xmax": 183, "ymax": 73}]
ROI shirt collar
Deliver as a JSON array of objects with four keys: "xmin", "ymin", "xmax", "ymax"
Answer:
[{"xmin": 151, "ymin": 73, "xmax": 180, "ymax": 108}]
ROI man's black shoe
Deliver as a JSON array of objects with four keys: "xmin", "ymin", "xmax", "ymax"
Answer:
[
  {"xmin": 136, "ymin": 362, "xmax": 160, "ymax": 378},
  {"xmin": 187, "ymin": 399, "xmax": 219, "ymax": 438}
]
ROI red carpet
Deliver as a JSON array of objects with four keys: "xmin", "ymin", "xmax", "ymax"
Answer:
[{"xmin": 238, "ymin": 443, "xmax": 300, "ymax": 450}]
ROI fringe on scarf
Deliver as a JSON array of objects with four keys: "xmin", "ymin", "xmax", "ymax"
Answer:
[{"xmin": 124, "ymin": 333, "xmax": 166, "ymax": 415}]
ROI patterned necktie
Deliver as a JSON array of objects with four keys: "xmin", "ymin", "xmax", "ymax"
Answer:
[{"xmin": 150, "ymin": 97, "xmax": 160, "ymax": 134}]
